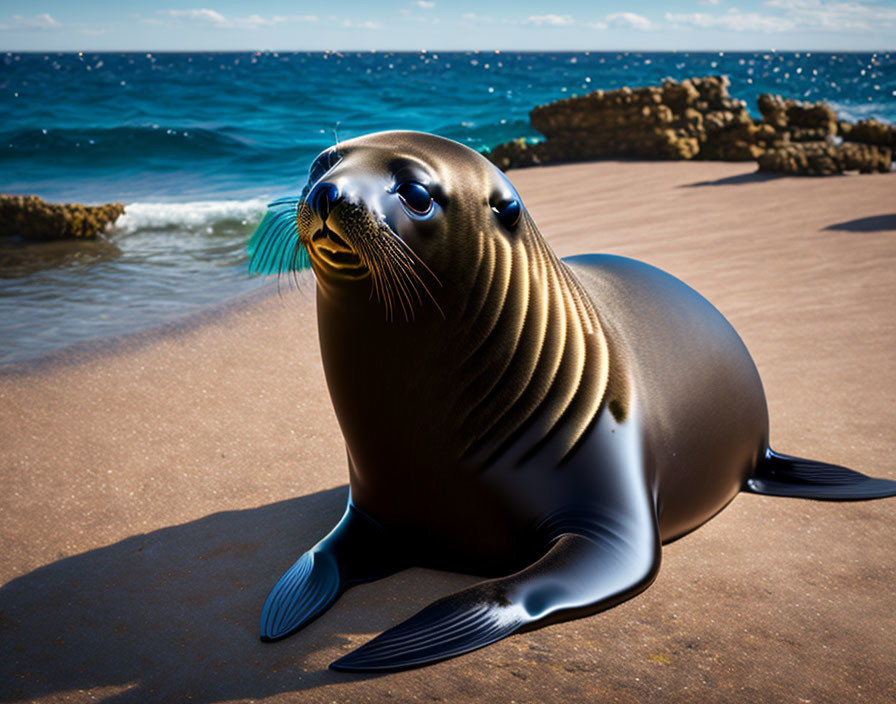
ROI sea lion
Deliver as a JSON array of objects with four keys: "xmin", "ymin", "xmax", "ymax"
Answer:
[{"xmin": 247, "ymin": 130, "xmax": 896, "ymax": 672}]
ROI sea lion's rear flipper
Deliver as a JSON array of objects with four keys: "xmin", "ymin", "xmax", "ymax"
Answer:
[
  {"xmin": 260, "ymin": 500, "xmax": 405, "ymax": 641},
  {"xmin": 330, "ymin": 508, "xmax": 661, "ymax": 672},
  {"xmin": 745, "ymin": 450, "xmax": 896, "ymax": 500}
]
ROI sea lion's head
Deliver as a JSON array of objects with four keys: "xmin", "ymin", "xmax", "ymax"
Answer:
[
  {"xmin": 248, "ymin": 130, "xmax": 608, "ymax": 489},
  {"xmin": 250, "ymin": 131, "xmax": 530, "ymax": 322}
]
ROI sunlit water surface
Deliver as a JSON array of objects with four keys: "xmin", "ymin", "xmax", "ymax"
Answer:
[{"xmin": 1, "ymin": 50, "xmax": 893, "ymax": 364}]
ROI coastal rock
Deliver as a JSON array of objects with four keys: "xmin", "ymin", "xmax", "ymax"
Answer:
[
  {"xmin": 516, "ymin": 77, "xmax": 743, "ymax": 165},
  {"xmin": 845, "ymin": 118, "xmax": 896, "ymax": 150},
  {"xmin": 528, "ymin": 84, "xmax": 697, "ymax": 160},
  {"xmin": 660, "ymin": 80, "xmax": 700, "ymax": 113},
  {"xmin": 757, "ymin": 142, "xmax": 891, "ymax": 176},
  {"xmin": 756, "ymin": 93, "xmax": 788, "ymax": 129},
  {"xmin": 699, "ymin": 118, "xmax": 769, "ymax": 161},
  {"xmin": 756, "ymin": 94, "xmax": 839, "ymax": 139},
  {"xmin": 757, "ymin": 143, "xmax": 839, "ymax": 176},
  {"xmin": 484, "ymin": 76, "xmax": 893, "ymax": 175},
  {"xmin": 486, "ymin": 139, "xmax": 547, "ymax": 170},
  {"xmin": 0, "ymin": 194, "xmax": 125, "ymax": 242},
  {"xmin": 839, "ymin": 142, "xmax": 892, "ymax": 173},
  {"xmin": 488, "ymin": 76, "xmax": 757, "ymax": 168}
]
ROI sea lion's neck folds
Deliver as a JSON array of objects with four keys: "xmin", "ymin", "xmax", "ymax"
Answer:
[{"xmin": 454, "ymin": 218, "xmax": 610, "ymax": 470}]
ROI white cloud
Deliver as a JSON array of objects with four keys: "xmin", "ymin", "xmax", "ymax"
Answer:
[
  {"xmin": 698, "ymin": 0, "xmax": 721, "ymax": 5},
  {"xmin": 339, "ymin": 19, "xmax": 382, "ymax": 30},
  {"xmin": 605, "ymin": 12, "xmax": 656, "ymax": 30},
  {"xmin": 0, "ymin": 12, "xmax": 60, "ymax": 30},
  {"xmin": 666, "ymin": 0, "xmax": 896, "ymax": 33},
  {"xmin": 764, "ymin": 0, "xmax": 896, "ymax": 29},
  {"xmin": 167, "ymin": 8, "xmax": 226, "ymax": 24},
  {"xmin": 525, "ymin": 14, "xmax": 574, "ymax": 26},
  {"xmin": 666, "ymin": 10, "xmax": 795, "ymax": 31},
  {"xmin": 588, "ymin": 21, "xmax": 609, "ymax": 29},
  {"xmin": 163, "ymin": 9, "xmax": 317, "ymax": 30},
  {"xmin": 461, "ymin": 12, "xmax": 494, "ymax": 23},
  {"xmin": 414, "ymin": 1, "xmax": 436, "ymax": 8}
]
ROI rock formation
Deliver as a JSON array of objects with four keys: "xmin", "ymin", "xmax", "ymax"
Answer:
[
  {"xmin": 0, "ymin": 195, "xmax": 125, "ymax": 242},
  {"xmin": 754, "ymin": 95, "xmax": 891, "ymax": 174},
  {"xmin": 757, "ymin": 142, "xmax": 891, "ymax": 176},
  {"xmin": 841, "ymin": 118, "xmax": 896, "ymax": 150},
  {"xmin": 485, "ymin": 77, "xmax": 893, "ymax": 176},
  {"xmin": 757, "ymin": 93, "xmax": 839, "ymax": 142}
]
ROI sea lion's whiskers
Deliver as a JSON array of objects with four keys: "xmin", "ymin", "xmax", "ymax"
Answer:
[
  {"xmin": 372, "ymin": 238, "xmax": 398, "ymax": 321},
  {"xmin": 367, "ymin": 236, "xmax": 398, "ymax": 321},
  {"xmin": 394, "ymin": 256, "xmax": 424, "ymax": 310},
  {"xmin": 379, "ymin": 237, "xmax": 419, "ymax": 322},
  {"xmin": 361, "ymin": 231, "xmax": 404, "ymax": 321},
  {"xmin": 369, "ymin": 234, "xmax": 410, "ymax": 320},
  {"xmin": 380, "ymin": 225, "xmax": 445, "ymax": 319},
  {"xmin": 368, "ymin": 223, "xmax": 445, "ymax": 318},
  {"xmin": 356, "ymin": 236, "xmax": 382, "ymax": 305},
  {"xmin": 386, "ymin": 246, "xmax": 416, "ymax": 322},
  {"xmin": 349, "ymin": 218, "xmax": 442, "ymax": 322},
  {"xmin": 381, "ymin": 253, "xmax": 409, "ymax": 321}
]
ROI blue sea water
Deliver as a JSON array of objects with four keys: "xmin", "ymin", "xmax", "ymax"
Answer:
[{"xmin": 1, "ymin": 50, "xmax": 894, "ymax": 365}]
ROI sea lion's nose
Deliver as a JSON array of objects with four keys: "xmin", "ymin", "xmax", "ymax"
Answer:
[{"xmin": 308, "ymin": 182, "xmax": 340, "ymax": 221}]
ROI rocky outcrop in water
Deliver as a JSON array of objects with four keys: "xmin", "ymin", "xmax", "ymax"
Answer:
[
  {"xmin": 757, "ymin": 142, "xmax": 891, "ymax": 176},
  {"xmin": 756, "ymin": 93, "xmax": 839, "ymax": 142},
  {"xmin": 0, "ymin": 195, "xmax": 125, "ymax": 242},
  {"xmin": 840, "ymin": 118, "xmax": 896, "ymax": 150},
  {"xmin": 485, "ymin": 77, "xmax": 893, "ymax": 176},
  {"xmin": 753, "ymin": 95, "xmax": 891, "ymax": 174}
]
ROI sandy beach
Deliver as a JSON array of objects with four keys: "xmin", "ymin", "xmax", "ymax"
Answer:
[{"xmin": 1, "ymin": 160, "xmax": 894, "ymax": 703}]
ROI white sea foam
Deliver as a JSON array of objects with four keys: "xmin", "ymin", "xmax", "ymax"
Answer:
[
  {"xmin": 828, "ymin": 101, "xmax": 896, "ymax": 124},
  {"xmin": 115, "ymin": 198, "xmax": 270, "ymax": 233}
]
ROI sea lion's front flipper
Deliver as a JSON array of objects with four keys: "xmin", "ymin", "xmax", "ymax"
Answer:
[
  {"xmin": 330, "ymin": 506, "xmax": 661, "ymax": 672},
  {"xmin": 260, "ymin": 499, "xmax": 406, "ymax": 641}
]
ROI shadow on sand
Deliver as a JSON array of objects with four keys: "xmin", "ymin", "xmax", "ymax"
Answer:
[
  {"xmin": 0, "ymin": 486, "xmax": 475, "ymax": 703},
  {"xmin": 681, "ymin": 171, "xmax": 785, "ymax": 188},
  {"xmin": 824, "ymin": 213, "xmax": 896, "ymax": 233}
]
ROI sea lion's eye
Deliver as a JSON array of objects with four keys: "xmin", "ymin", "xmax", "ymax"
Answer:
[
  {"xmin": 493, "ymin": 199, "xmax": 521, "ymax": 229},
  {"xmin": 397, "ymin": 182, "xmax": 434, "ymax": 216}
]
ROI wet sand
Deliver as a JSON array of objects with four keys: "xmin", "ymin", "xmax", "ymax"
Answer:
[{"xmin": 1, "ymin": 161, "xmax": 894, "ymax": 703}]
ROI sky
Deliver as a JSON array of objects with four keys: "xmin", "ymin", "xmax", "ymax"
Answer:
[{"xmin": 0, "ymin": 0, "xmax": 894, "ymax": 52}]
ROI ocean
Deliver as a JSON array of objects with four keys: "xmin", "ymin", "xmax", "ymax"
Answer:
[{"xmin": 1, "ymin": 50, "xmax": 894, "ymax": 365}]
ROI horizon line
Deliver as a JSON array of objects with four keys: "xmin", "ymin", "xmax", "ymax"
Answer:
[{"xmin": 4, "ymin": 47, "xmax": 895, "ymax": 54}]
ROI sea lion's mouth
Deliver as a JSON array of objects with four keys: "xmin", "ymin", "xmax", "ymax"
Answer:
[
  {"xmin": 308, "ymin": 224, "xmax": 364, "ymax": 272},
  {"xmin": 297, "ymin": 197, "xmax": 442, "ymax": 320}
]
